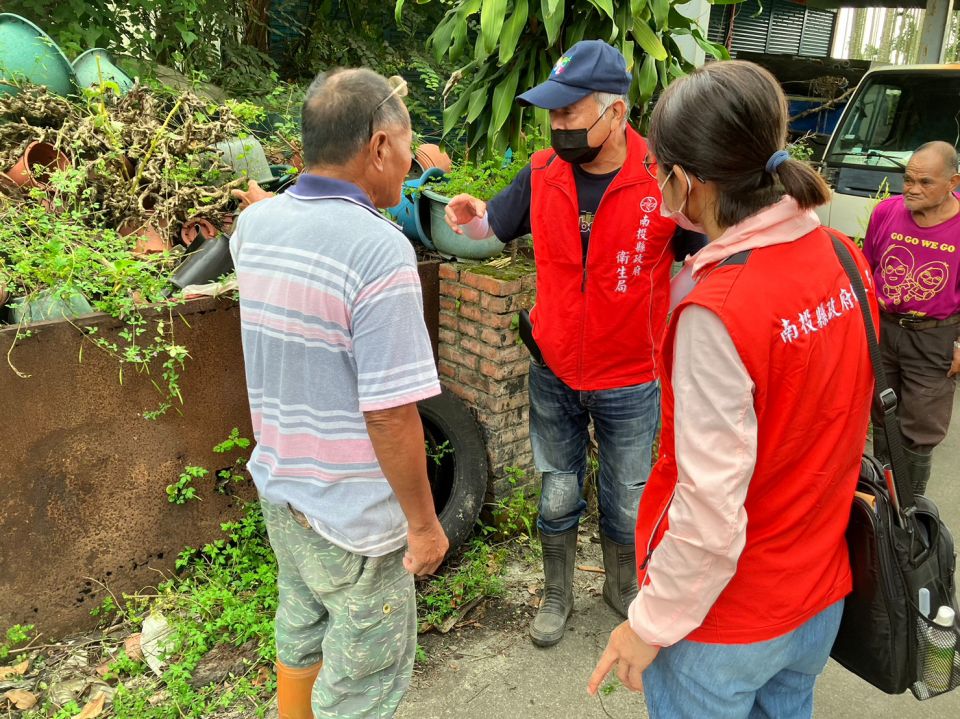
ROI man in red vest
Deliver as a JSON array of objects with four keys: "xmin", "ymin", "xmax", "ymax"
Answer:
[{"xmin": 444, "ymin": 40, "xmax": 704, "ymax": 647}]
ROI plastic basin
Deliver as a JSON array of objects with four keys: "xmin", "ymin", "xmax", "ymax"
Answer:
[
  {"xmin": 422, "ymin": 188, "xmax": 505, "ymax": 260},
  {"xmin": 0, "ymin": 13, "xmax": 77, "ymax": 97},
  {"xmin": 387, "ymin": 167, "xmax": 446, "ymax": 249},
  {"xmin": 72, "ymin": 48, "xmax": 134, "ymax": 95}
]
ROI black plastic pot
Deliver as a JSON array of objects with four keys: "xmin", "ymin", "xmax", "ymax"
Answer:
[{"xmin": 170, "ymin": 234, "xmax": 234, "ymax": 290}]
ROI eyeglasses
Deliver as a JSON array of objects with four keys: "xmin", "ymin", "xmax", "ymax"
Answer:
[
  {"xmin": 368, "ymin": 75, "xmax": 409, "ymax": 138},
  {"xmin": 642, "ymin": 154, "xmax": 658, "ymax": 180}
]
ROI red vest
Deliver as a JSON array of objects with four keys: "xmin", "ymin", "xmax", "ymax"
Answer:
[
  {"xmin": 529, "ymin": 127, "xmax": 676, "ymax": 390},
  {"xmin": 635, "ymin": 228, "xmax": 878, "ymax": 644}
]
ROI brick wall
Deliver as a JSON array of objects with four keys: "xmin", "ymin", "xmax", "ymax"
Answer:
[{"xmin": 438, "ymin": 263, "xmax": 536, "ymax": 499}]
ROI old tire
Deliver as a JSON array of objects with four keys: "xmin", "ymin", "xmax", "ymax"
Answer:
[{"xmin": 418, "ymin": 388, "xmax": 488, "ymax": 555}]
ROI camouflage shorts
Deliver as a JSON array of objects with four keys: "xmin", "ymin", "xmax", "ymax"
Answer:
[{"xmin": 260, "ymin": 499, "xmax": 416, "ymax": 719}]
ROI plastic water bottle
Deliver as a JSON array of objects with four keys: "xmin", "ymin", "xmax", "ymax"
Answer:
[{"xmin": 922, "ymin": 605, "xmax": 956, "ymax": 692}]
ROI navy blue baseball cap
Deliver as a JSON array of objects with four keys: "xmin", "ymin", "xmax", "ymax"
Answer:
[{"xmin": 517, "ymin": 40, "xmax": 631, "ymax": 110}]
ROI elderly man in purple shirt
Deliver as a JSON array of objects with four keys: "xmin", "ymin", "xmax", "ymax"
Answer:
[{"xmin": 863, "ymin": 140, "xmax": 960, "ymax": 495}]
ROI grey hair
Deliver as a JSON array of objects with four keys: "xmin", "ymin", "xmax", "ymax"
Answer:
[
  {"xmin": 913, "ymin": 141, "xmax": 959, "ymax": 176},
  {"xmin": 594, "ymin": 91, "xmax": 629, "ymax": 128},
  {"xmin": 300, "ymin": 68, "xmax": 409, "ymax": 167}
]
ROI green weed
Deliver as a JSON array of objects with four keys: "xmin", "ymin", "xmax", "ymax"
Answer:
[
  {"xmin": 0, "ymin": 623, "xmax": 34, "ymax": 660},
  {"xmin": 418, "ymin": 540, "xmax": 507, "ymax": 630}
]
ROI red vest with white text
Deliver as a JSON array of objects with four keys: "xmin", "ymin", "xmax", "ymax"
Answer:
[
  {"xmin": 635, "ymin": 228, "xmax": 877, "ymax": 643},
  {"xmin": 529, "ymin": 127, "xmax": 676, "ymax": 390}
]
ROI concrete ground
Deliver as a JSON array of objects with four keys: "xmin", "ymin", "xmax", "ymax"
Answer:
[{"xmin": 397, "ymin": 393, "xmax": 960, "ymax": 719}]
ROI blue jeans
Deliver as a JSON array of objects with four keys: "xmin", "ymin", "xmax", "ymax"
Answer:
[
  {"xmin": 527, "ymin": 359, "xmax": 659, "ymax": 545},
  {"xmin": 643, "ymin": 600, "xmax": 845, "ymax": 719}
]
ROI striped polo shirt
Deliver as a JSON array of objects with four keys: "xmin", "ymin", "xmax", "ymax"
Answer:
[{"xmin": 230, "ymin": 174, "xmax": 440, "ymax": 556}]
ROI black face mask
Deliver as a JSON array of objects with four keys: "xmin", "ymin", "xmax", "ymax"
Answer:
[{"xmin": 551, "ymin": 106, "xmax": 612, "ymax": 165}]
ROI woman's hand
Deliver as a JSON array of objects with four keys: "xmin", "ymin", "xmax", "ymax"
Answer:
[{"xmin": 587, "ymin": 620, "xmax": 661, "ymax": 695}]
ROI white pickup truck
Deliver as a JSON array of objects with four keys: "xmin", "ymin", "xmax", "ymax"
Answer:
[{"xmin": 815, "ymin": 64, "xmax": 960, "ymax": 238}]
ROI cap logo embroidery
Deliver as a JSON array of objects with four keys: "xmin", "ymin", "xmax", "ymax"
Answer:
[{"xmin": 552, "ymin": 55, "xmax": 572, "ymax": 76}]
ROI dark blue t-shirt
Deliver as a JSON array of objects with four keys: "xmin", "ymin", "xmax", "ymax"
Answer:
[{"xmin": 487, "ymin": 161, "xmax": 706, "ymax": 263}]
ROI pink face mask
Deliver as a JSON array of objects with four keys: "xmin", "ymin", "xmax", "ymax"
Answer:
[{"xmin": 659, "ymin": 167, "xmax": 705, "ymax": 234}]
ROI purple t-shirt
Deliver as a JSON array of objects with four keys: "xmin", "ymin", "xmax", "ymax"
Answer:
[{"xmin": 863, "ymin": 195, "xmax": 960, "ymax": 319}]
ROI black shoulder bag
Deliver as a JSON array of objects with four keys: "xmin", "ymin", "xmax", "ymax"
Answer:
[{"xmin": 829, "ymin": 234, "xmax": 960, "ymax": 700}]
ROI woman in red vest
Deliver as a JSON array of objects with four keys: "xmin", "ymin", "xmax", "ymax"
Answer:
[{"xmin": 587, "ymin": 61, "xmax": 877, "ymax": 718}]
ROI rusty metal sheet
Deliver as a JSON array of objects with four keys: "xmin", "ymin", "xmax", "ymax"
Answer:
[{"xmin": 0, "ymin": 260, "xmax": 441, "ymax": 637}]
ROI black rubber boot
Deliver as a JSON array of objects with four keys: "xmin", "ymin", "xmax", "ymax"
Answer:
[
  {"xmin": 601, "ymin": 532, "xmax": 638, "ymax": 619},
  {"xmin": 904, "ymin": 447, "xmax": 933, "ymax": 497},
  {"xmin": 529, "ymin": 530, "xmax": 577, "ymax": 647}
]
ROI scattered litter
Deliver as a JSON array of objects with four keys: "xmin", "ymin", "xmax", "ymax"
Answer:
[
  {"xmin": 141, "ymin": 612, "xmax": 174, "ymax": 677},
  {"xmin": 576, "ymin": 565, "xmax": 605, "ymax": 574}
]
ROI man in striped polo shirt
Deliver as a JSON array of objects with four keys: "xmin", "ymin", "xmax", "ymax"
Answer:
[{"xmin": 230, "ymin": 68, "xmax": 448, "ymax": 719}]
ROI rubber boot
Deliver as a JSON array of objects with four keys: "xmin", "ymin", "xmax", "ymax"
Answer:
[
  {"xmin": 600, "ymin": 532, "xmax": 638, "ymax": 619},
  {"xmin": 904, "ymin": 447, "xmax": 933, "ymax": 497},
  {"xmin": 276, "ymin": 659, "xmax": 322, "ymax": 719},
  {"xmin": 530, "ymin": 530, "xmax": 577, "ymax": 647}
]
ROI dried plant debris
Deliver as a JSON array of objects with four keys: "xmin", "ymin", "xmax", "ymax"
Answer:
[{"xmin": 0, "ymin": 83, "xmax": 245, "ymax": 237}]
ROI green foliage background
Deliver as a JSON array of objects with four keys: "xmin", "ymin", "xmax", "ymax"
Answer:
[{"xmin": 397, "ymin": 0, "xmax": 732, "ymax": 157}]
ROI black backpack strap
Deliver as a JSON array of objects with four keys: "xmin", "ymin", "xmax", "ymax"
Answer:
[{"xmin": 826, "ymin": 230, "xmax": 916, "ymax": 512}]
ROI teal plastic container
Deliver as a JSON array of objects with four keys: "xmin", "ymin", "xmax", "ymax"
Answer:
[
  {"xmin": 387, "ymin": 167, "xmax": 446, "ymax": 249},
  {"xmin": 6, "ymin": 288, "xmax": 94, "ymax": 325},
  {"xmin": 0, "ymin": 13, "xmax": 77, "ymax": 97},
  {"xmin": 72, "ymin": 48, "xmax": 134, "ymax": 95},
  {"xmin": 422, "ymin": 188, "xmax": 505, "ymax": 260}
]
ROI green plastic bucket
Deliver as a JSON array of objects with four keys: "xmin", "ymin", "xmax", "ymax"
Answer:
[
  {"xmin": 72, "ymin": 48, "xmax": 134, "ymax": 95},
  {"xmin": 0, "ymin": 13, "xmax": 77, "ymax": 97},
  {"xmin": 422, "ymin": 188, "xmax": 505, "ymax": 260}
]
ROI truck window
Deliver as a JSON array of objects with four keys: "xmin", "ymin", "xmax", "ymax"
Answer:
[{"xmin": 830, "ymin": 74, "xmax": 960, "ymax": 160}]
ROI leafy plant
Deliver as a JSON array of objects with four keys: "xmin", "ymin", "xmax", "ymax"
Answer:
[
  {"xmin": 3, "ymin": 0, "xmax": 269, "ymax": 94},
  {"xmin": 482, "ymin": 465, "xmax": 539, "ymax": 541},
  {"xmin": 213, "ymin": 427, "xmax": 252, "ymax": 455},
  {"xmin": 855, "ymin": 176, "xmax": 891, "ymax": 248},
  {"xmin": 426, "ymin": 139, "xmax": 536, "ymax": 198},
  {"xmin": 426, "ymin": 438, "xmax": 455, "ymax": 466},
  {"xmin": 787, "ymin": 138, "xmax": 815, "ymax": 163},
  {"xmin": 97, "ymin": 504, "xmax": 279, "ymax": 718},
  {"xmin": 0, "ymin": 84, "xmax": 249, "ymax": 417},
  {"xmin": 0, "ymin": 171, "xmax": 192, "ymax": 416},
  {"xmin": 166, "ymin": 429, "xmax": 252, "ymax": 502},
  {"xmin": 292, "ymin": 0, "xmax": 458, "ymax": 141},
  {"xmin": 167, "ymin": 465, "xmax": 208, "ymax": 504},
  {"xmin": 0, "ymin": 623, "xmax": 34, "ymax": 660},
  {"xmin": 418, "ymin": 539, "xmax": 507, "ymax": 630},
  {"xmin": 397, "ymin": 0, "xmax": 731, "ymax": 156}
]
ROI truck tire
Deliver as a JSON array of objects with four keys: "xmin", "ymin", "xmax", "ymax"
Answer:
[{"xmin": 418, "ymin": 388, "xmax": 488, "ymax": 555}]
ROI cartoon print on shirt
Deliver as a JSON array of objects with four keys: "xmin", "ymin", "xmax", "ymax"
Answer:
[
  {"xmin": 914, "ymin": 262, "xmax": 950, "ymax": 301},
  {"xmin": 879, "ymin": 244, "xmax": 949, "ymax": 305}
]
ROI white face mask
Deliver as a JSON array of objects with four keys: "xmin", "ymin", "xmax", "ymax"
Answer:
[{"xmin": 659, "ymin": 167, "xmax": 705, "ymax": 234}]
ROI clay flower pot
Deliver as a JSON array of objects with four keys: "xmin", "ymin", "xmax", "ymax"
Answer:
[
  {"xmin": 180, "ymin": 217, "xmax": 219, "ymax": 248},
  {"xmin": 6, "ymin": 141, "xmax": 70, "ymax": 187},
  {"xmin": 0, "ymin": 171, "xmax": 21, "ymax": 196},
  {"xmin": 119, "ymin": 214, "xmax": 172, "ymax": 255},
  {"xmin": 414, "ymin": 144, "xmax": 452, "ymax": 174}
]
